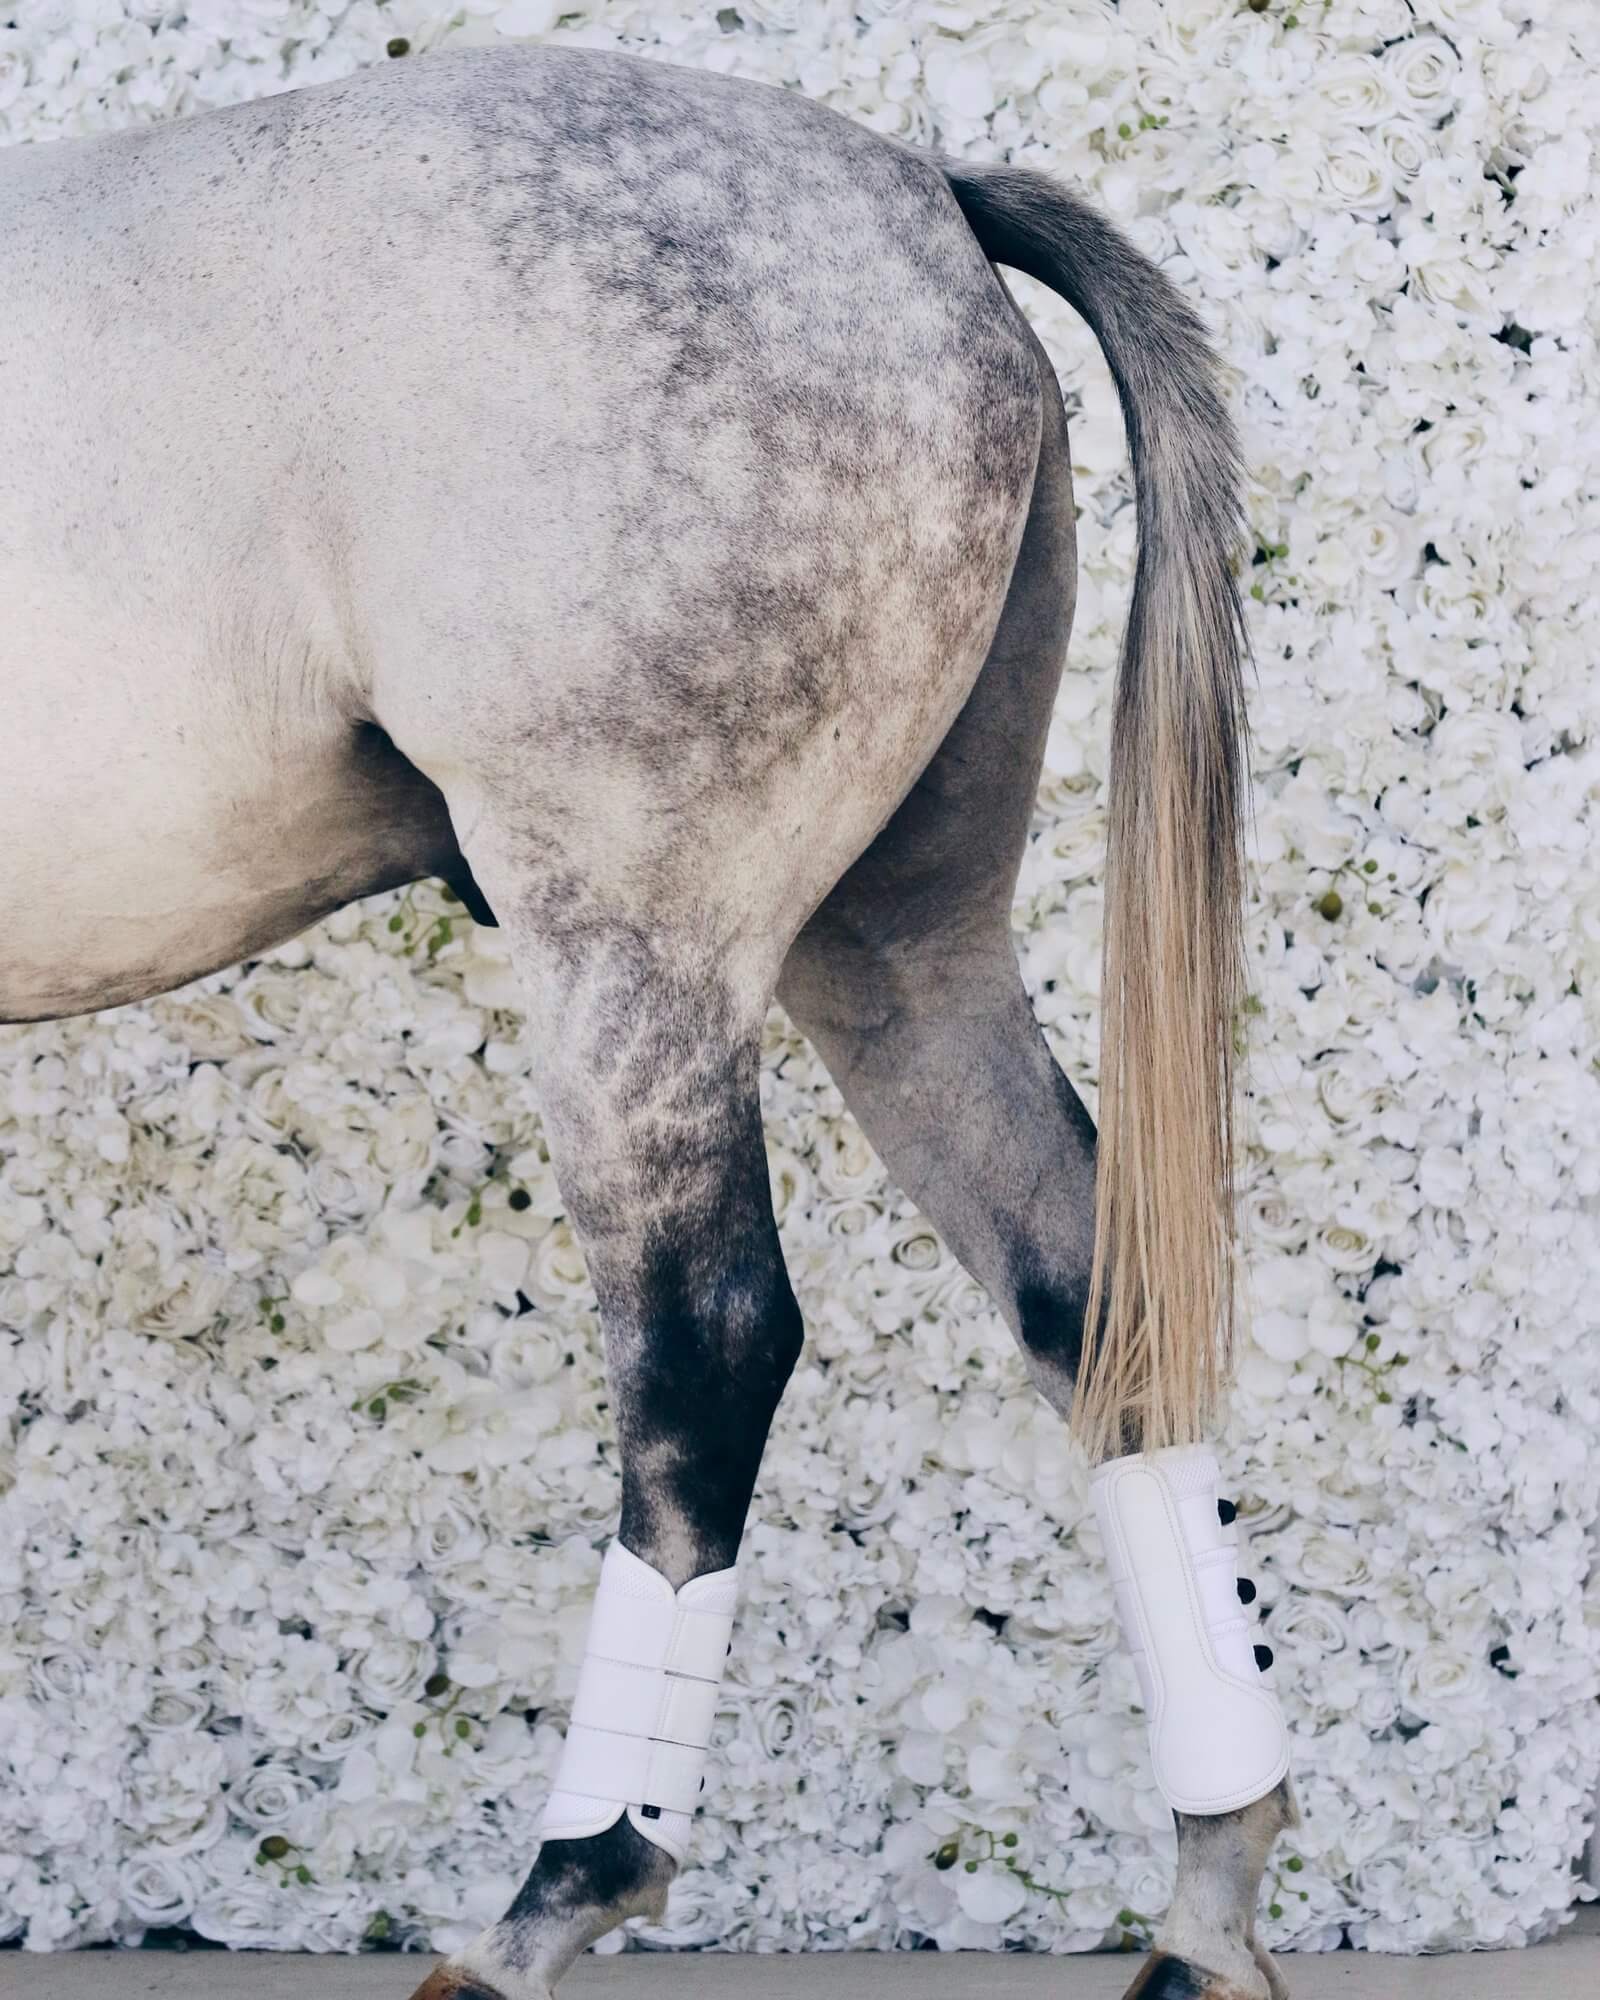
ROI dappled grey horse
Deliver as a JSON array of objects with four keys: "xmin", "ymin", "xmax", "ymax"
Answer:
[{"xmin": 0, "ymin": 42, "xmax": 1296, "ymax": 2000}]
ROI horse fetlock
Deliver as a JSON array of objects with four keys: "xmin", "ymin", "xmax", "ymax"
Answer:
[
  {"xmin": 412, "ymin": 1909, "xmax": 611, "ymax": 2000},
  {"xmin": 444, "ymin": 1817, "xmax": 677, "ymax": 2000}
]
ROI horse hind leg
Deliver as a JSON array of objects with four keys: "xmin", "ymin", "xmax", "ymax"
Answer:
[
  {"xmin": 776, "ymin": 320, "xmax": 1092, "ymax": 1410},
  {"xmin": 778, "ymin": 351, "xmax": 1296, "ymax": 2000},
  {"xmin": 406, "ymin": 903, "xmax": 803, "ymax": 2000},
  {"xmin": 366, "ymin": 260, "xmax": 1039, "ymax": 1994}
]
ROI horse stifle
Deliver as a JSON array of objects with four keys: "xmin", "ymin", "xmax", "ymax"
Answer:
[{"xmin": 0, "ymin": 42, "xmax": 1296, "ymax": 2000}]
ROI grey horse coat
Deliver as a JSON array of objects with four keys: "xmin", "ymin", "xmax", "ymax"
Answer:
[
  {"xmin": 0, "ymin": 44, "xmax": 1287, "ymax": 2000},
  {"xmin": 1, "ymin": 47, "xmax": 1036, "ymax": 1024}
]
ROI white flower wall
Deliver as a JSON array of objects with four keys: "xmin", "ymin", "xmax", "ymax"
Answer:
[{"xmin": 2, "ymin": 0, "xmax": 1598, "ymax": 1964}]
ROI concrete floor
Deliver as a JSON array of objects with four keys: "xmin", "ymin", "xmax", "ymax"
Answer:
[{"xmin": 5, "ymin": 1910, "xmax": 1599, "ymax": 2000}]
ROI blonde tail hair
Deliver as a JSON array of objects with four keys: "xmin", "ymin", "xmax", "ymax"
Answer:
[{"xmin": 943, "ymin": 162, "xmax": 1250, "ymax": 1462}]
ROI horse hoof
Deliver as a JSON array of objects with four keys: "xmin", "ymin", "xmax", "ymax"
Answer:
[
  {"xmin": 403, "ymin": 1970, "xmax": 515, "ymax": 2000},
  {"xmin": 1120, "ymin": 1951, "xmax": 1272, "ymax": 2000}
]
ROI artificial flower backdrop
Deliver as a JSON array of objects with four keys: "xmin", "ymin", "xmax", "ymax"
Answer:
[{"xmin": 2, "ymin": 0, "xmax": 1598, "ymax": 1965}]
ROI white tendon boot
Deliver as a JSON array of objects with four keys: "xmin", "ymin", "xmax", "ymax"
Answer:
[
  {"xmin": 1090, "ymin": 1444, "xmax": 1290, "ymax": 1816},
  {"xmin": 540, "ymin": 1541, "xmax": 738, "ymax": 1863}
]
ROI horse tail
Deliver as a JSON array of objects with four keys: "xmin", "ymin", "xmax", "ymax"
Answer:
[{"xmin": 942, "ymin": 160, "xmax": 1250, "ymax": 1463}]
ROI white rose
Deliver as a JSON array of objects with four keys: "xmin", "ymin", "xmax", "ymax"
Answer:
[
  {"xmin": 229, "ymin": 1763, "xmax": 315, "ymax": 1831},
  {"xmin": 1318, "ymin": 135, "xmax": 1394, "ymax": 221},
  {"xmin": 113, "ymin": 1258, "xmax": 230, "ymax": 1342},
  {"xmin": 235, "ymin": 969, "xmax": 308, "ymax": 1042},
  {"xmin": 1380, "ymin": 35, "xmax": 1459, "ymax": 117},
  {"xmin": 1376, "ymin": 117, "xmax": 1433, "ymax": 182},
  {"xmin": 191, "ymin": 1876, "xmax": 289, "ymax": 1950},
  {"xmin": 1241, "ymin": 1186, "xmax": 1307, "ymax": 1253},
  {"xmin": 144, "ymin": 1686, "xmax": 213, "ymax": 1733},
  {"xmin": 1406, "ymin": 240, "xmax": 1498, "ymax": 325},
  {"xmin": 813, "ymin": 1116, "xmax": 883, "ymax": 1199},
  {"xmin": 1316, "ymin": 53, "xmax": 1395, "ymax": 128},
  {"xmin": 1314, "ymin": 1223, "xmax": 1376, "ymax": 1277},
  {"xmin": 350, "ymin": 1637, "xmax": 435, "ymax": 1709},
  {"xmin": 302, "ymin": 1710, "xmax": 379, "ymax": 1763},
  {"xmin": 1290, "ymin": 1532, "xmax": 1372, "ymax": 1596},
  {"xmin": 1037, "ymin": 802, "xmax": 1106, "ymax": 885},
  {"xmin": 526, "ymin": 1219, "xmax": 592, "ymax": 1304},
  {"xmin": 204, "ymin": 1137, "xmax": 317, "ymax": 1261},
  {"xmin": 1349, "ymin": 504, "xmax": 1424, "ymax": 587},
  {"xmin": 119, "ymin": 1853, "xmax": 199, "ymax": 1928},
  {"xmin": 752, "ymin": 1691, "xmax": 805, "ymax": 1759},
  {"xmin": 1399, "ymin": 1642, "xmax": 1481, "ymax": 1716},
  {"xmin": 158, "ymin": 991, "xmax": 256, "ymax": 1061}
]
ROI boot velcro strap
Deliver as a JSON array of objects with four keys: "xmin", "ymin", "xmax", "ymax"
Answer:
[
  {"xmin": 551, "ymin": 1723, "xmax": 708, "ymax": 1816},
  {"xmin": 569, "ymin": 1653, "xmax": 721, "ymax": 1751}
]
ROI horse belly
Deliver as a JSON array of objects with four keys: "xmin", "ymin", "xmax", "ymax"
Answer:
[{"xmin": 0, "ymin": 610, "xmax": 451, "ymax": 1024}]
